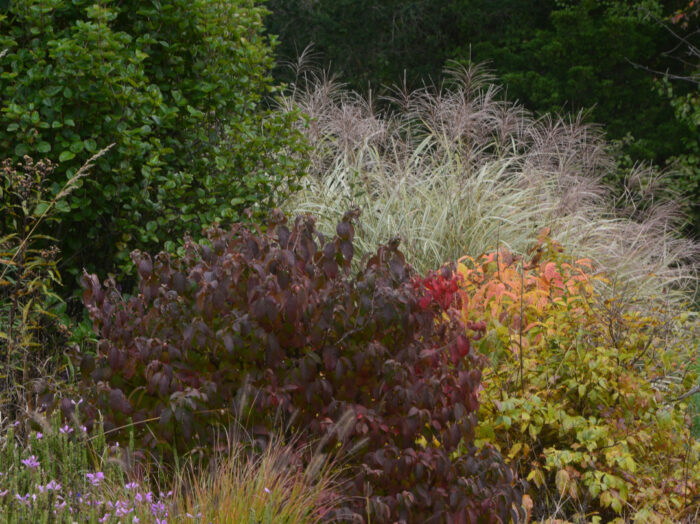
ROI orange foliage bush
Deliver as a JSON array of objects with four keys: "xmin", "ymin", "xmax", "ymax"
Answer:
[{"xmin": 446, "ymin": 231, "xmax": 699, "ymax": 522}]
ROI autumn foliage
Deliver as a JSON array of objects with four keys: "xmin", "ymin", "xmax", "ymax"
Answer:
[
  {"xmin": 443, "ymin": 232, "xmax": 700, "ymax": 522},
  {"xmin": 79, "ymin": 209, "xmax": 523, "ymax": 523}
]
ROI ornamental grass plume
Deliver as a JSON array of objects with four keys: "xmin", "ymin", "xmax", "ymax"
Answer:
[{"xmin": 277, "ymin": 62, "xmax": 699, "ymax": 308}]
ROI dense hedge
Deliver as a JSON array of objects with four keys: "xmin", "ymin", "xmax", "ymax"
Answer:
[{"xmin": 0, "ymin": 0, "xmax": 307, "ymax": 279}]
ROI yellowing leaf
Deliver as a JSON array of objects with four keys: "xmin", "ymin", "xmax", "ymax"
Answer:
[
  {"xmin": 526, "ymin": 468, "xmax": 545, "ymax": 488},
  {"xmin": 508, "ymin": 442, "xmax": 522, "ymax": 459},
  {"xmin": 555, "ymin": 469, "xmax": 570, "ymax": 496}
]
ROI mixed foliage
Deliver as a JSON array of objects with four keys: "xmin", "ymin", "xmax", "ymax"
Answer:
[
  {"xmin": 266, "ymin": 0, "xmax": 700, "ymax": 234},
  {"xmin": 443, "ymin": 233, "xmax": 699, "ymax": 521},
  {"xmin": 265, "ymin": 0, "xmax": 692, "ymax": 163},
  {"xmin": 79, "ymin": 209, "xmax": 523, "ymax": 523},
  {"xmin": 0, "ymin": 1, "xmax": 698, "ymax": 522},
  {"xmin": 279, "ymin": 66, "xmax": 699, "ymax": 306},
  {"xmin": 0, "ymin": 153, "xmax": 104, "ymax": 419}
]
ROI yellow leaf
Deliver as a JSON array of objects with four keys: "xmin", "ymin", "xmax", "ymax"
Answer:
[
  {"xmin": 555, "ymin": 469, "xmax": 570, "ymax": 496},
  {"xmin": 508, "ymin": 442, "xmax": 522, "ymax": 460},
  {"xmin": 527, "ymin": 468, "xmax": 545, "ymax": 488}
]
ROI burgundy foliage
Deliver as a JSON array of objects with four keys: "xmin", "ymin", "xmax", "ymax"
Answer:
[{"xmin": 80, "ymin": 208, "xmax": 523, "ymax": 523}]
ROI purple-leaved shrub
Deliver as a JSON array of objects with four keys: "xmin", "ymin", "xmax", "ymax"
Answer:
[{"xmin": 79, "ymin": 209, "xmax": 524, "ymax": 523}]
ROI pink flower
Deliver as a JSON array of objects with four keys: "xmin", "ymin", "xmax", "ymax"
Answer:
[
  {"xmin": 86, "ymin": 472, "xmax": 105, "ymax": 486},
  {"xmin": 22, "ymin": 455, "xmax": 40, "ymax": 469}
]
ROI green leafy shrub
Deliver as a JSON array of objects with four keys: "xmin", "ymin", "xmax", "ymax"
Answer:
[
  {"xmin": 0, "ymin": 0, "xmax": 307, "ymax": 278},
  {"xmin": 79, "ymin": 209, "xmax": 523, "ymax": 522},
  {"xmin": 445, "ymin": 234, "xmax": 699, "ymax": 522}
]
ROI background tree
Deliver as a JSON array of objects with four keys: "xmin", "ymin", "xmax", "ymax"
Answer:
[{"xmin": 653, "ymin": 0, "xmax": 699, "ymax": 232}]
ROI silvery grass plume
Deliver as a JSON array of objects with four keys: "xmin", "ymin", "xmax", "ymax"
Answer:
[{"xmin": 276, "ymin": 62, "xmax": 699, "ymax": 308}]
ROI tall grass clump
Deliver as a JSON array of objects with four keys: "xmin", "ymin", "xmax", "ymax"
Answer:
[
  {"xmin": 278, "ymin": 63, "xmax": 699, "ymax": 307},
  {"xmin": 1, "ymin": 149, "xmax": 109, "ymax": 420},
  {"xmin": 172, "ymin": 433, "xmax": 345, "ymax": 523}
]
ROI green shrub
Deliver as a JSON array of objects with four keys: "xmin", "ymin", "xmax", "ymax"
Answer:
[
  {"xmin": 79, "ymin": 209, "xmax": 523, "ymax": 522},
  {"xmin": 446, "ymin": 236, "xmax": 699, "ymax": 522},
  {"xmin": 0, "ymin": 0, "xmax": 307, "ymax": 279}
]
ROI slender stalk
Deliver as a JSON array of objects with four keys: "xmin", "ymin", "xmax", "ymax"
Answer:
[{"xmin": 519, "ymin": 258, "xmax": 525, "ymax": 395}]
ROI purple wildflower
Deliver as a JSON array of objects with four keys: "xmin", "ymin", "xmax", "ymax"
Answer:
[
  {"xmin": 86, "ymin": 471, "xmax": 105, "ymax": 486},
  {"xmin": 21, "ymin": 455, "xmax": 40, "ymax": 469},
  {"xmin": 37, "ymin": 481, "xmax": 61, "ymax": 493}
]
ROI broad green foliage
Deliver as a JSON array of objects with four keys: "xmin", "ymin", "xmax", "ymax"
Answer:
[
  {"xmin": 446, "ymin": 234, "xmax": 699, "ymax": 521},
  {"xmin": 450, "ymin": 0, "xmax": 691, "ymax": 166},
  {"xmin": 79, "ymin": 209, "xmax": 523, "ymax": 523},
  {"xmin": 0, "ymin": 0, "xmax": 307, "ymax": 279}
]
